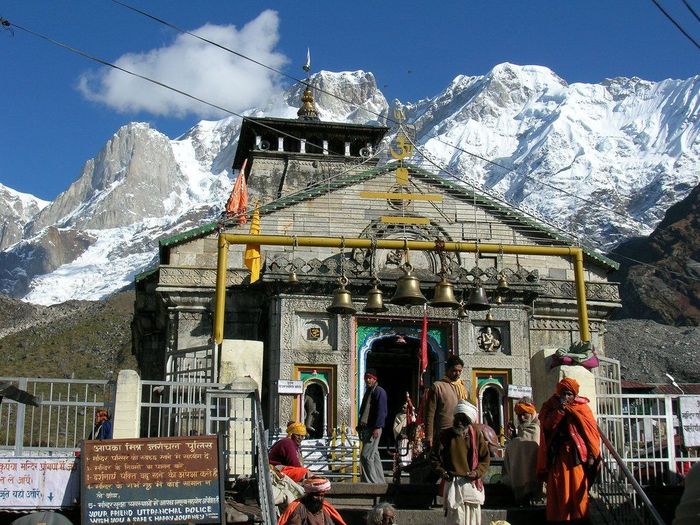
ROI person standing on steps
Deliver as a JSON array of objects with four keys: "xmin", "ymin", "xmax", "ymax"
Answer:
[{"xmin": 356, "ymin": 368, "xmax": 388, "ymax": 483}]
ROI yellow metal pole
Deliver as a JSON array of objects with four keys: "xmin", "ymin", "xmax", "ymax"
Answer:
[
  {"xmin": 214, "ymin": 233, "xmax": 592, "ymax": 343},
  {"xmin": 214, "ymin": 235, "xmax": 229, "ymax": 344},
  {"xmin": 573, "ymin": 248, "xmax": 591, "ymax": 342}
]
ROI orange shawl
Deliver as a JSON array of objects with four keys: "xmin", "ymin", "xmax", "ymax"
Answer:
[
  {"xmin": 278, "ymin": 498, "xmax": 347, "ymax": 525},
  {"xmin": 536, "ymin": 395, "xmax": 600, "ymax": 477}
]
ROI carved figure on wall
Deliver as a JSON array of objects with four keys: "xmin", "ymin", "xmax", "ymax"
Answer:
[{"xmin": 477, "ymin": 327, "xmax": 502, "ymax": 353}]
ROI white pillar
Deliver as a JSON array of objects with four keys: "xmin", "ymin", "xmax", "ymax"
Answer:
[
  {"xmin": 323, "ymin": 140, "xmax": 329, "ymax": 155},
  {"xmin": 255, "ymin": 135, "xmax": 262, "ymax": 149},
  {"xmin": 344, "ymin": 142, "xmax": 351, "ymax": 156},
  {"xmin": 531, "ymin": 348, "xmax": 597, "ymax": 417},
  {"xmin": 278, "ymin": 137, "xmax": 284, "ymax": 151},
  {"xmin": 112, "ymin": 370, "xmax": 141, "ymax": 439},
  {"xmin": 300, "ymin": 139, "xmax": 306, "ymax": 153}
]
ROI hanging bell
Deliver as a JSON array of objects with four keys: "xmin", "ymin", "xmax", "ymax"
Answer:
[
  {"xmin": 390, "ymin": 264, "xmax": 427, "ymax": 307},
  {"xmin": 466, "ymin": 285, "xmax": 490, "ymax": 311},
  {"xmin": 327, "ymin": 277, "xmax": 356, "ymax": 315},
  {"xmin": 485, "ymin": 311, "xmax": 494, "ymax": 322},
  {"xmin": 429, "ymin": 276, "xmax": 460, "ymax": 309},
  {"xmin": 288, "ymin": 271, "xmax": 299, "ymax": 284},
  {"xmin": 457, "ymin": 302, "xmax": 470, "ymax": 320},
  {"xmin": 364, "ymin": 280, "xmax": 388, "ymax": 313},
  {"xmin": 496, "ymin": 273, "xmax": 509, "ymax": 295}
]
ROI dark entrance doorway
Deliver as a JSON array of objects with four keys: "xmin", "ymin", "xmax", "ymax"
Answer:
[{"xmin": 365, "ymin": 334, "xmax": 436, "ymax": 447}]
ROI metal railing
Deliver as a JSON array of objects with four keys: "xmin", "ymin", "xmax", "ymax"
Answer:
[
  {"xmin": 594, "ymin": 392, "xmax": 700, "ymax": 525},
  {"xmin": 253, "ymin": 390, "xmax": 276, "ymax": 525},
  {"xmin": 591, "ymin": 428, "xmax": 666, "ymax": 525},
  {"xmin": 0, "ymin": 377, "xmax": 114, "ymax": 455}
]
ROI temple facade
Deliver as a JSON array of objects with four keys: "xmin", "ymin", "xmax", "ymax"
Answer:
[{"xmin": 132, "ymin": 89, "xmax": 621, "ymax": 444}]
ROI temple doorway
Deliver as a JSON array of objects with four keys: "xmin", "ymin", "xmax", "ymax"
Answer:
[{"xmin": 365, "ymin": 334, "xmax": 436, "ymax": 446}]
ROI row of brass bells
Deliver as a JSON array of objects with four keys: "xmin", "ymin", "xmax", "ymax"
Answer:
[
  {"xmin": 326, "ymin": 276, "xmax": 356, "ymax": 314},
  {"xmin": 390, "ymin": 264, "xmax": 427, "ymax": 306},
  {"xmin": 429, "ymin": 276, "xmax": 460, "ymax": 309}
]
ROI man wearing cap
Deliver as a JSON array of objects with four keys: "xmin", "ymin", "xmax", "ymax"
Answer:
[
  {"xmin": 356, "ymin": 369, "xmax": 388, "ymax": 483},
  {"xmin": 502, "ymin": 397, "xmax": 542, "ymax": 505},
  {"xmin": 269, "ymin": 421, "xmax": 309, "ymax": 482},
  {"xmin": 278, "ymin": 476, "xmax": 347, "ymax": 525},
  {"xmin": 424, "ymin": 355, "xmax": 477, "ymax": 447},
  {"xmin": 537, "ymin": 377, "xmax": 601, "ymax": 523},
  {"xmin": 430, "ymin": 400, "xmax": 490, "ymax": 525}
]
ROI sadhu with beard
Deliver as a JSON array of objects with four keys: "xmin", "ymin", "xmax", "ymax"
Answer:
[
  {"xmin": 537, "ymin": 378, "xmax": 601, "ymax": 524},
  {"xmin": 277, "ymin": 476, "xmax": 347, "ymax": 525},
  {"xmin": 502, "ymin": 398, "xmax": 542, "ymax": 505},
  {"xmin": 430, "ymin": 401, "xmax": 490, "ymax": 525}
]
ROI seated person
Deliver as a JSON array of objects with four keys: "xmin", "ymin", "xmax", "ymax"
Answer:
[{"xmin": 269, "ymin": 421, "xmax": 309, "ymax": 482}]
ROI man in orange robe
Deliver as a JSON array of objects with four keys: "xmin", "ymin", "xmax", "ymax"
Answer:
[
  {"xmin": 278, "ymin": 476, "xmax": 347, "ymax": 525},
  {"xmin": 537, "ymin": 377, "xmax": 601, "ymax": 524}
]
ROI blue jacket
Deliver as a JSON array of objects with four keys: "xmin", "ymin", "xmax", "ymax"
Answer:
[{"xmin": 358, "ymin": 384, "xmax": 387, "ymax": 430}]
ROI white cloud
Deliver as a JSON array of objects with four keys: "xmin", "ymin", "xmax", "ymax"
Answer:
[{"xmin": 78, "ymin": 10, "xmax": 287, "ymax": 118}]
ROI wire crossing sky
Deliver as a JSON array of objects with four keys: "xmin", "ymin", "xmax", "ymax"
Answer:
[{"xmin": 1, "ymin": 0, "xmax": 699, "ymax": 200}]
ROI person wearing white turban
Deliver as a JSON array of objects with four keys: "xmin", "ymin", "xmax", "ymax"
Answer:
[{"xmin": 430, "ymin": 400, "xmax": 490, "ymax": 524}]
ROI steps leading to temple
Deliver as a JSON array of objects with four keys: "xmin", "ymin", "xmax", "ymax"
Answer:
[{"xmin": 327, "ymin": 482, "xmax": 546, "ymax": 525}]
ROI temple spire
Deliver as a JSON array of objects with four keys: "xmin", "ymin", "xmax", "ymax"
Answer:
[{"xmin": 297, "ymin": 48, "xmax": 319, "ymax": 121}]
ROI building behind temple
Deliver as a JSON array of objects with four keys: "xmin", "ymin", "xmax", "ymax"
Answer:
[{"xmin": 132, "ymin": 83, "xmax": 621, "ymax": 444}]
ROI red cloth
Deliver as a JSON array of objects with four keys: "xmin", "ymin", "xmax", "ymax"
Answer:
[
  {"xmin": 277, "ymin": 499, "xmax": 347, "ymax": 525},
  {"xmin": 280, "ymin": 465, "xmax": 309, "ymax": 482},
  {"xmin": 537, "ymin": 394, "xmax": 601, "ymax": 521},
  {"xmin": 419, "ymin": 310, "xmax": 428, "ymax": 385},
  {"xmin": 556, "ymin": 377, "xmax": 580, "ymax": 396},
  {"xmin": 514, "ymin": 402, "xmax": 536, "ymax": 416}
]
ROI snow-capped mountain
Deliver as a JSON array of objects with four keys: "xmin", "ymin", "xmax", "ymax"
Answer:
[
  {"xmin": 2, "ymin": 64, "xmax": 700, "ymax": 305},
  {"xmin": 0, "ymin": 184, "xmax": 49, "ymax": 251}
]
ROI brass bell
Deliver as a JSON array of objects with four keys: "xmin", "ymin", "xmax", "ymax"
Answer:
[
  {"xmin": 485, "ymin": 311, "xmax": 494, "ymax": 322},
  {"xmin": 327, "ymin": 277, "xmax": 356, "ymax": 314},
  {"xmin": 429, "ymin": 276, "xmax": 460, "ymax": 309},
  {"xmin": 390, "ymin": 264, "xmax": 427, "ymax": 306},
  {"xmin": 466, "ymin": 285, "xmax": 490, "ymax": 311},
  {"xmin": 288, "ymin": 271, "xmax": 299, "ymax": 284},
  {"xmin": 457, "ymin": 302, "xmax": 470, "ymax": 320},
  {"xmin": 364, "ymin": 280, "xmax": 388, "ymax": 313},
  {"xmin": 496, "ymin": 273, "xmax": 509, "ymax": 294}
]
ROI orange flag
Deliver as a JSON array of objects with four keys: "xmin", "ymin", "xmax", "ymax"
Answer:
[{"xmin": 225, "ymin": 159, "xmax": 248, "ymax": 224}]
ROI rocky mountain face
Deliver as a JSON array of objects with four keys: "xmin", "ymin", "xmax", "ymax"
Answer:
[
  {"xmin": 0, "ymin": 184, "xmax": 48, "ymax": 251},
  {"xmin": 2, "ymin": 65, "xmax": 700, "ymax": 305},
  {"xmin": 610, "ymin": 183, "xmax": 700, "ymax": 326}
]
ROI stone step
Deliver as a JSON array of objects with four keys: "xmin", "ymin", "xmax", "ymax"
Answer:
[{"xmin": 337, "ymin": 506, "xmax": 546, "ymax": 525}]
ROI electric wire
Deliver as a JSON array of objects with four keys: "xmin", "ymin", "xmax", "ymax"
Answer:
[
  {"xmin": 650, "ymin": 0, "xmax": 700, "ymax": 50},
  {"xmin": 683, "ymin": 0, "xmax": 700, "ymax": 24},
  {"xmin": 109, "ymin": 0, "xmax": 646, "ymax": 223},
  {"xmin": 4, "ymin": 14, "xmax": 691, "ymax": 280}
]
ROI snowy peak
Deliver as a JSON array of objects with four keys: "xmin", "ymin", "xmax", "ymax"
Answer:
[
  {"xmin": 3, "ymin": 65, "xmax": 700, "ymax": 304},
  {"xmin": 0, "ymin": 184, "xmax": 49, "ymax": 251}
]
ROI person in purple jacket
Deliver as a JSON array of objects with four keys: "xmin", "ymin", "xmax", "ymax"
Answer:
[{"xmin": 356, "ymin": 368, "xmax": 388, "ymax": 483}]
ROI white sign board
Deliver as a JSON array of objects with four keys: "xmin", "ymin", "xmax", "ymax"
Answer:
[
  {"xmin": 0, "ymin": 457, "xmax": 80, "ymax": 510},
  {"xmin": 508, "ymin": 385, "xmax": 533, "ymax": 399},
  {"xmin": 278, "ymin": 380, "xmax": 304, "ymax": 395},
  {"xmin": 679, "ymin": 395, "xmax": 700, "ymax": 447}
]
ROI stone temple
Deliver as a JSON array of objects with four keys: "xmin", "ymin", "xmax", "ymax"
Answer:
[{"xmin": 132, "ymin": 85, "xmax": 620, "ymax": 446}]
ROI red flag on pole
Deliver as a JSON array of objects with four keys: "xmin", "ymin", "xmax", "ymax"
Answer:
[
  {"xmin": 419, "ymin": 305, "xmax": 428, "ymax": 385},
  {"xmin": 225, "ymin": 159, "xmax": 249, "ymax": 224}
]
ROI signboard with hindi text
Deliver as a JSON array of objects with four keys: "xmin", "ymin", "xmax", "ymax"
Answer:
[
  {"xmin": 81, "ymin": 435, "xmax": 224, "ymax": 525},
  {"xmin": 0, "ymin": 456, "xmax": 80, "ymax": 510},
  {"xmin": 679, "ymin": 395, "xmax": 700, "ymax": 448}
]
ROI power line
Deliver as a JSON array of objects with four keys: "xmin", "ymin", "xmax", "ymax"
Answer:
[
  {"xmin": 650, "ymin": 0, "xmax": 700, "ymax": 50},
  {"xmin": 109, "ymin": 0, "xmax": 644, "ymax": 223},
  {"xmin": 683, "ymin": 0, "xmax": 700, "ymax": 24}
]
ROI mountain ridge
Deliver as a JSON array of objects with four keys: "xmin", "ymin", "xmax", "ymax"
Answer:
[{"xmin": 2, "ymin": 64, "xmax": 700, "ymax": 305}]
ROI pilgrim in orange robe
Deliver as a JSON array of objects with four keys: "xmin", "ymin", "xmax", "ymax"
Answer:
[{"xmin": 537, "ymin": 378, "xmax": 601, "ymax": 523}]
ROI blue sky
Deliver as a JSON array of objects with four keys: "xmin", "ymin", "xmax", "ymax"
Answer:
[{"xmin": 1, "ymin": 0, "xmax": 699, "ymax": 201}]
